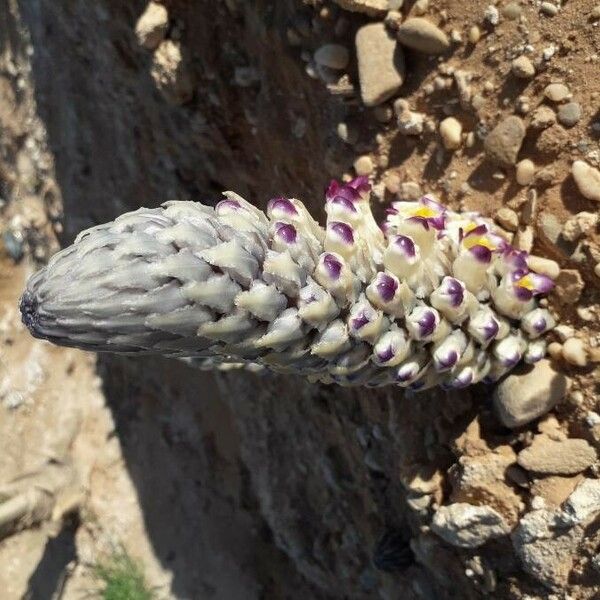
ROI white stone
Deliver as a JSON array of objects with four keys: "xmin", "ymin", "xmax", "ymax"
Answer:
[{"xmin": 431, "ymin": 503, "xmax": 510, "ymax": 548}]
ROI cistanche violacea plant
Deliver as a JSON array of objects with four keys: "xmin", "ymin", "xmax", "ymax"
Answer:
[{"xmin": 20, "ymin": 178, "xmax": 556, "ymax": 391}]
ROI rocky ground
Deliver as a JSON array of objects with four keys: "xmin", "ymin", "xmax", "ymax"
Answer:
[{"xmin": 1, "ymin": 0, "xmax": 600, "ymax": 598}]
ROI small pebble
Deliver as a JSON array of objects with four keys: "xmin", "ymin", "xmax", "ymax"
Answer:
[
  {"xmin": 554, "ymin": 325, "xmax": 575, "ymax": 342},
  {"xmin": 384, "ymin": 172, "xmax": 401, "ymax": 194},
  {"xmin": 530, "ymin": 106, "xmax": 557, "ymax": 130},
  {"xmin": 512, "ymin": 56, "xmax": 535, "ymax": 79},
  {"xmin": 484, "ymin": 116, "xmax": 526, "ymax": 166},
  {"xmin": 468, "ymin": 25, "xmax": 481, "ymax": 44},
  {"xmin": 354, "ymin": 155, "xmax": 374, "ymax": 176},
  {"xmin": 439, "ymin": 117, "xmax": 462, "ymax": 150},
  {"xmin": 336, "ymin": 122, "xmax": 358, "ymax": 144},
  {"xmin": 413, "ymin": 0, "xmax": 429, "ymax": 15},
  {"xmin": 495, "ymin": 207, "xmax": 519, "ymax": 231},
  {"xmin": 592, "ymin": 6, "xmax": 600, "ymax": 19},
  {"xmin": 484, "ymin": 5, "xmax": 500, "ymax": 26},
  {"xmin": 572, "ymin": 160, "xmax": 600, "ymax": 203},
  {"xmin": 516, "ymin": 159, "xmax": 535, "ymax": 186},
  {"xmin": 527, "ymin": 255, "xmax": 560, "ymax": 279},
  {"xmin": 502, "ymin": 2, "xmax": 521, "ymax": 19},
  {"xmin": 595, "ymin": 263, "xmax": 600, "ymax": 278},
  {"xmin": 396, "ymin": 17, "xmax": 450, "ymax": 55},
  {"xmin": 557, "ymin": 102, "xmax": 582, "ymax": 128},
  {"xmin": 544, "ymin": 83, "xmax": 571, "ymax": 102},
  {"xmin": 314, "ymin": 44, "xmax": 350, "ymax": 70},
  {"xmin": 514, "ymin": 226, "xmax": 533, "ymax": 252},
  {"xmin": 540, "ymin": 1, "xmax": 559, "ymax": 16},
  {"xmin": 562, "ymin": 338, "xmax": 588, "ymax": 367},
  {"xmin": 548, "ymin": 342, "xmax": 563, "ymax": 360},
  {"xmin": 135, "ymin": 1, "xmax": 169, "ymax": 50}
]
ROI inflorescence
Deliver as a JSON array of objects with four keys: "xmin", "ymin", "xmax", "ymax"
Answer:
[{"xmin": 21, "ymin": 178, "xmax": 556, "ymax": 391}]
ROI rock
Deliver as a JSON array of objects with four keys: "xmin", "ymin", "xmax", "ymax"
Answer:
[
  {"xmin": 314, "ymin": 44, "xmax": 350, "ymax": 70},
  {"xmin": 336, "ymin": 121, "xmax": 358, "ymax": 144},
  {"xmin": 531, "ymin": 475, "xmax": 583, "ymax": 508},
  {"xmin": 135, "ymin": 1, "xmax": 169, "ymax": 50},
  {"xmin": 495, "ymin": 207, "xmax": 519, "ymax": 231},
  {"xmin": 511, "ymin": 56, "xmax": 535, "ymax": 79},
  {"xmin": 395, "ymin": 100, "xmax": 425, "ymax": 136},
  {"xmin": 396, "ymin": 18, "xmax": 450, "ymax": 55},
  {"xmin": 449, "ymin": 448, "xmax": 522, "ymax": 525},
  {"xmin": 354, "ymin": 155, "xmax": 374, "ymax": 176},
  {"xmin": 572, "ymin": 160, "xmax": 600, "ymax": 202},
  {"xmin": 431, "ymin": 503, "xmax": 510, "ymax": 548},
  {"xmin": 484, "ymin": 116, "xmax": 525, "ymax": 166},
  {"xmin": 558, "ymin": 478, "xmax": 600, "ymax": 526},
  {"xmin": 562, "ymin": 338, "xmax": 588, "ymax": 367},
  {"xmin": 553, "ymin": 269, "xmax": 584, "ymax": 304},
  {"xmin": 400, "ymin": 181, "xmax": 422, "ymax": 200},
  {"xmin": 530, "ymin": 106, "xmax": 556, "ymax": 130},
  {"xmin": 512, "ymin": 508, "xmax": 581, "ymax": 588},
  {"xmin": 151, "ymin": 40, "xmax": 194, "ymax": 105},
  {"xmin": 518, "ymin": 436, "xmax": 596, "ymax": 475},
  {"xmin": 493, "ymin": 360, "xmax": 569, "ymax": 428},
  {"xmin": 502, "ymin": 1, "xmax": 522, "ymax": 19},
  {"xmin": 526, "ymin": 255, "xmax": 560, "ymax": 279},
  {"xmin": 514, "ymin": 225, "xmax": 533, "ymax": 252},
  {"xmin": 332, "ymin": 0, "xmax": 390, "ymax": 16},
  {"xmin": 468, "ymin": 25, "xmax": 481, "ymax": 44},
  {"xmin": 439, "ymin": 117, "xmax": 462, "ymax": 150},
  {"xmin": 515, "ymin": 159, "xmax": 535, "ymax": 185},
  {"xmin": 484, "ymin": 5, "xmax": 500, "ymax": 26},
  {"xmin": 557, "ymin": 102, "xmax": 582, "ymax": 128},
  {"xmin": 541, "ymin": 1, "xmax": 559, "ymax": 16},
  {"xmin": 562, "ymin": 211, "xmax": 598, "ymax": 242},
  {"xmin": 544, "ymin": 83, "xmax": 570, "ymax": 102},
  {"xmin": 356, "ymin": 23, "xmax": 405, "ymax": 107}
]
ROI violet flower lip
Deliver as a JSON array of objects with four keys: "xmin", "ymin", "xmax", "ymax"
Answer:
[
  {"xmin": 268, "ymin": 197, "xmax": 298, "ymax": 216},
  {"xmin": 322, "ymin": 253, "xmax": 342, "ymax": 279},
  {"xmin": 274, "ymin": 222, "xmax": 297, "ymax": 244},
  {"xmin": 376, "ymin": 273, "xmax": 398, "ymax": 303},
  {"xmin": 328, "ymin": 221, "xmax": 355, "ymax": 244}
]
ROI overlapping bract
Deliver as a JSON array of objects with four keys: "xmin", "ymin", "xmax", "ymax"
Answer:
[{"xmin": 22, "ymin": 179, "xmax": 556, "ymax": 390}]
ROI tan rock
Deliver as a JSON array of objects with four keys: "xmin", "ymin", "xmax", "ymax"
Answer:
[
  {"xmin": 356, "ymin": 23, "xmax": 405, "ymax": 107},
  {"xmin": 151, "ymin": 40, "xmax": 193, "ymax": 105},
  {"xmin": 484, "ymin": 116, "xmax": 526, "ymax": 166},
  {"xmin": 516, "ymin": 159, "xmax": 535, "ymax": 186},
  {"xmin": 396, "ymin": 18, "xmax": 450, "ymax": 55},
  {"xmin": 493, "ymin": 360, "xmax": 569, "ymax": 428},
  {"xmin": 332, "ymin": 0, "xmax": 389, "ymax": 16},
  {"xmin": 553, "ymin": 269, "xmax": 584, "ymax": 304},
  {"xmin": 518, "ymin": 436, "xmax": 596, "ymax": 474},
  {"xmin": 531, "ymin": 475, "xmax": 583, "ymax": 508},
  {"xmin": 439, "ymin": 117, "xmax": 462, "ymax": 150},
  {"xmin": 572, "ymin": 160, "xmax": 600, "ymax": 203},
  {"xmin": 135, "ymin": 1, "xmax": 169, "ymax": 50}
]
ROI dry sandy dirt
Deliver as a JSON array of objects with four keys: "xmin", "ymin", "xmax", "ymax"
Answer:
[{"xmin": 1, "ymin": 0, "xmax": 600, "ymax": 598}]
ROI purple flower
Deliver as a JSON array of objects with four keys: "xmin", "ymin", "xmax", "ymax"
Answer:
[{"xmin": 216, "ymin": 199, "xmax": 241, "ymax": 214}]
